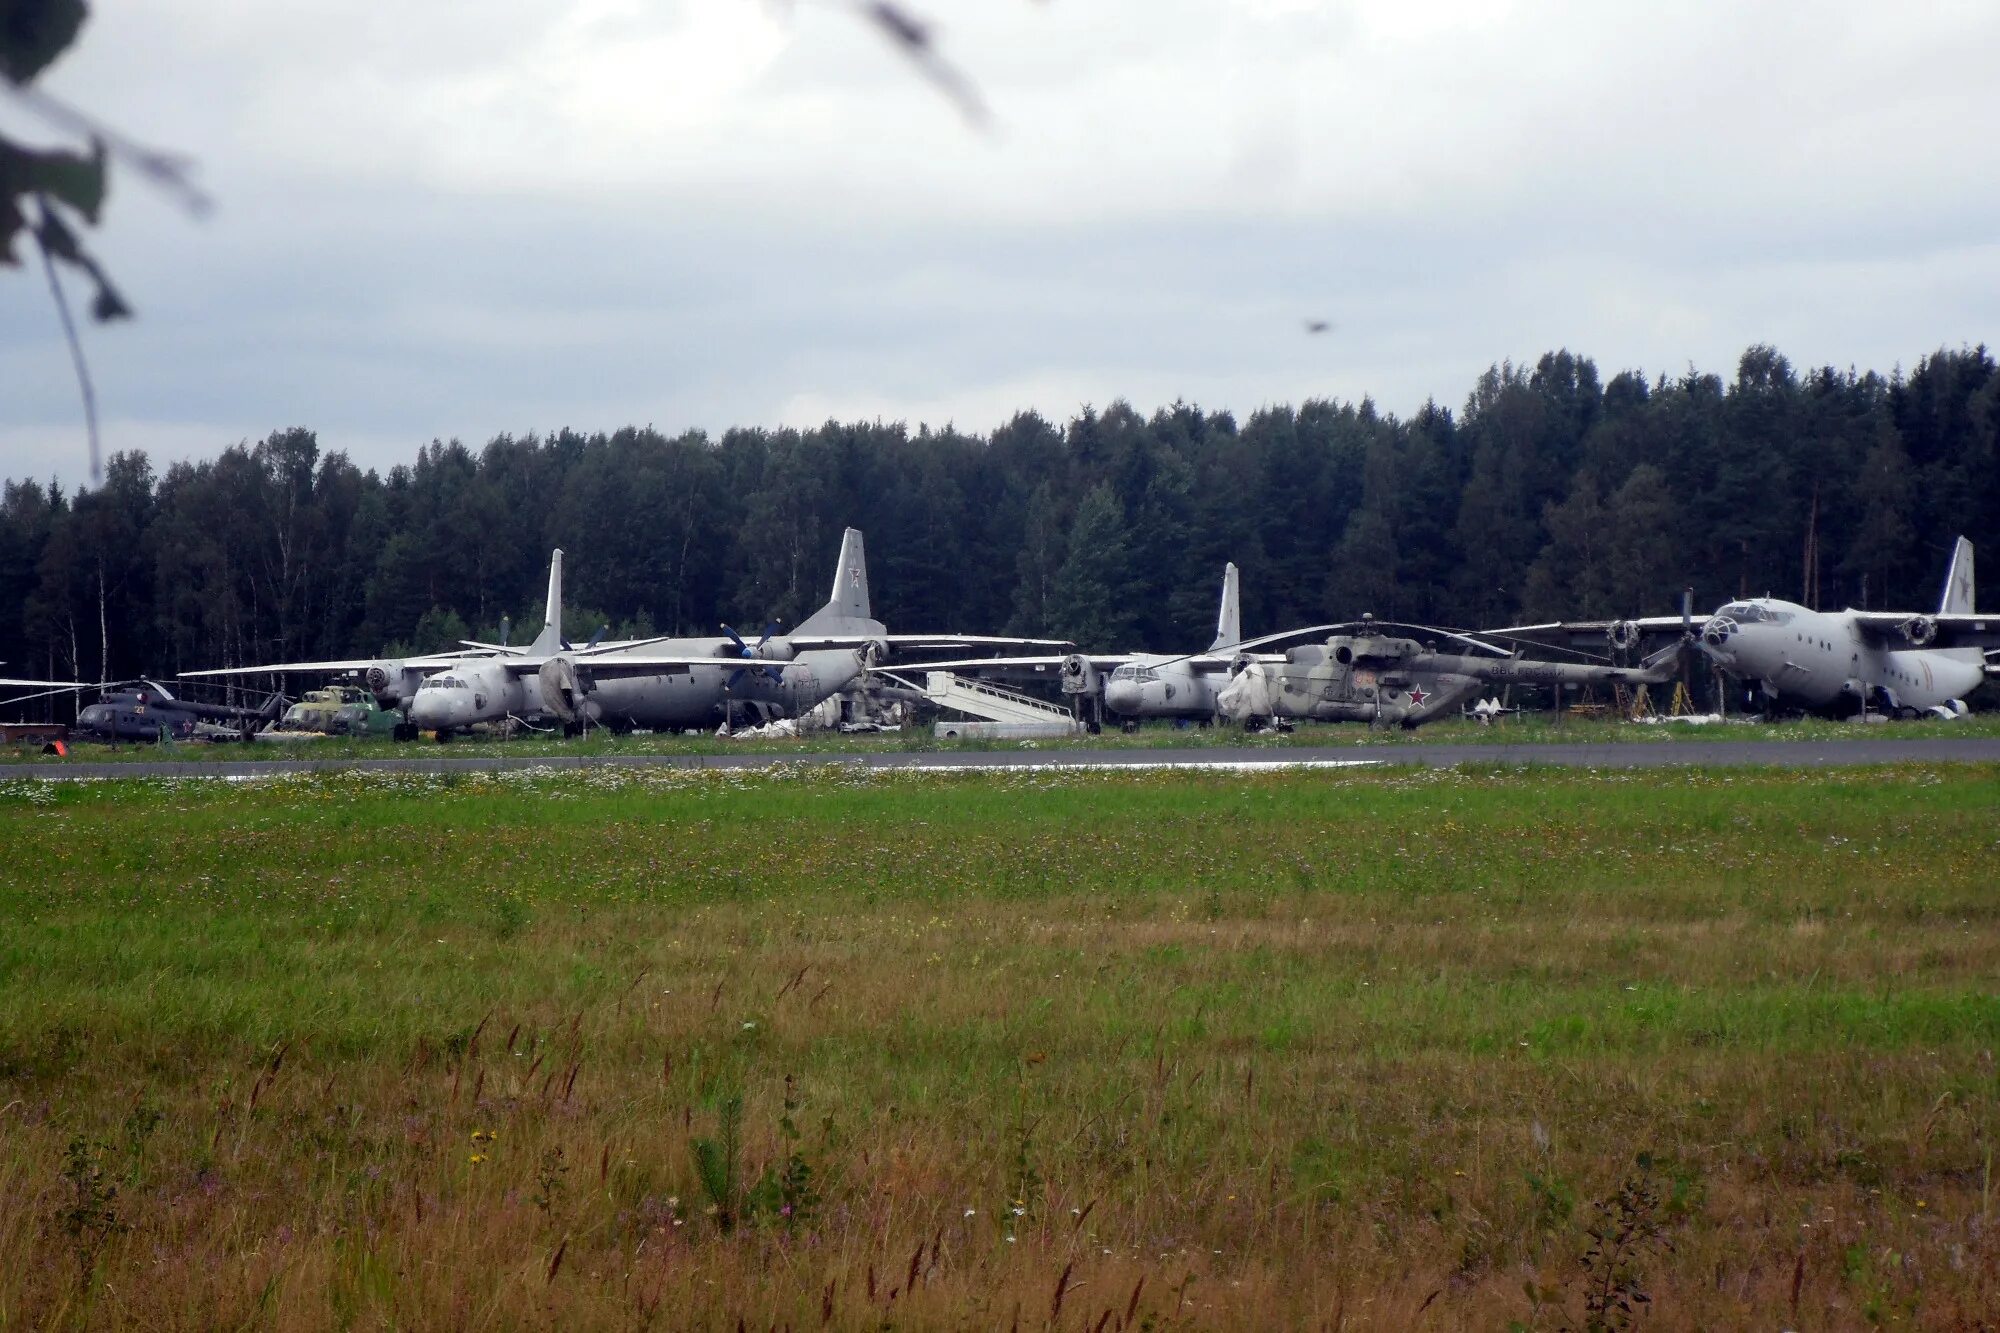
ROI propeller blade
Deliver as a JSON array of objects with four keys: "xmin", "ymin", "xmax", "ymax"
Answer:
[
  {"xmin": 726, "ymin": 666, "xmax": 745, "ymax": 692},
  {"xmin": 586, "ymin": 625, "xmax": 609, "ymax": 649},
  {"xmin": 499, "ymin": 615, "xmax": 511, "ymax": 648},
  {"xmin": 1681, "ymin": 587, "xmax": 1694, "ymax": 634},
  {"xmin": 721, "ymin": 624, "xmax": 753, "ymax": 658},
  {"xmin": 756, "ymin": 621, "xmax": 782, "ymax": 650}
]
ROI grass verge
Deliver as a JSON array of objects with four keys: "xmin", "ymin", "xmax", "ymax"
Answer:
[{"xmin": 2, "ymin": 764, "xmax": 1996, "ymax": 1327}]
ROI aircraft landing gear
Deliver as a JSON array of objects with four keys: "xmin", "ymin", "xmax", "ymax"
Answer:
[
  {"xmin": 434, "ymin": 728, "xmax": 452, "ymax": 743},
  {"xmin": 1121, "ymin": 720, "xmax": 1139, "ymax": 734},
  {"xmin": 392, "ymin": 721, "xmax": 418, "ymax": 742}
]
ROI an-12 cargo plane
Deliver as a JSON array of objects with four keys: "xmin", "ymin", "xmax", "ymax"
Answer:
[
  {"xmin": 189, "ymin": 530, "xmax": 1063, "ymax": 739},
  {"xmin": 1496, "ymin": 536, "xmax": 1998, "ymax": 719}
]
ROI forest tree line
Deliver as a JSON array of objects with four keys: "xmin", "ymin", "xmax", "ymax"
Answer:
[{"xmin": 1, "ymin": 343, "xmax": 1995, "ymax": 687}]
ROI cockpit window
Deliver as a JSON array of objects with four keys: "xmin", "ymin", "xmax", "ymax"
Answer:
[{"xmin": 1722, "ymin": 603, "xmax": 1765, "ymax": 621}]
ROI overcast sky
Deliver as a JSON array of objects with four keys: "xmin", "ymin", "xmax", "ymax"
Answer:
[{"xmin": 3, "ymin": 1, "xmax": 1997, "ymax": 487}]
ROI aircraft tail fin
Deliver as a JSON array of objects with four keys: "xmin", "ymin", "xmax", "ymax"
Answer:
[
  {"xmin": 1939, "ymin": 536, "xmax": 1974, "ymax": 615},
  {"xmin": 528, "ymin": 549, "xmax": 565, "ymax": 654},
  {"xmin": 794, "ymin": 528, "xmax": 878, "ymax": 635},
  {"xmin": 1209, "ymin": 562, "xmax": 1242, "ymax": 651}
]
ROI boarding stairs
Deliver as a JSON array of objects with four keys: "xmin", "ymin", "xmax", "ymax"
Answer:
[{"xmin": 873, "ymin": 669, "xmax": 1082, "ymax": 737}]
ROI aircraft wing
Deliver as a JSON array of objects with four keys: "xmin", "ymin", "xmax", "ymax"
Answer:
[
  {"xmin": 1183, "ymin": 653, "xmax": 1293, "ymax": 673},
  {"xmin": 185, "ymin": 659, "xmax": 387, "ymax": 677},
  {"xmin": 1485, "ymin": 616, "xmax": 1688, "ymax": 639},
  {"xmin": 182, "ymin": 655, "xmax": 467, "ymax": 678},
  {"xmin": 1480, "ymin": 616, "xmax": 1690, "ymax": 661},
  {"xmin": 499, "ymin": 653, "xmax": 789, "ymax": 677},
  {"xmin": 460, "ymin": 634, "xmax": 674, "ymax": 655},
  {"xmin": 1852, "ymin": 612, "xmax": 2000, "ymax": 652},
  {"xmin": 883, "ymin": 653, "xmax": 1129, "ymax": 674},
  {"xmin": 789, "ymin": 633, "xmax": 1074, "ymax": 653}
]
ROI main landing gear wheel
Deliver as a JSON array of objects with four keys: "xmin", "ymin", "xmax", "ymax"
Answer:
[
  {"xmin": 392, "ymin": 722, "xmax": 418, "ymax": 742},
  {"xmin": 434, "ymin": 728, "xmax": 452, "ymax": 744}
]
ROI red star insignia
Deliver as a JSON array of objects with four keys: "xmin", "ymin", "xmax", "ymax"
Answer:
[{"xmin": 1406, "ymin": 685, "xmax": 1429, "ymax": 706}]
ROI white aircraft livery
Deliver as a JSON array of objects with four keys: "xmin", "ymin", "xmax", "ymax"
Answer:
[{"xmin": 1505, "ymin": 537, "xmax": 1998, "ymax": 718}]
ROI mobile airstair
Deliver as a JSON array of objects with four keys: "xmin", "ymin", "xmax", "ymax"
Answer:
[{"xmin": 873, "ymin": 670, "xmax": 1083, "ymax": 739}]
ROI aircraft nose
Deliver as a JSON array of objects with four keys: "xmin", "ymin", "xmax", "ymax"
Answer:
[
  {"xmin": 409, "ymin": 695, "xmax": 452, "ymax": 728},
  {"xmin": 1701, "ymin": 616, "xmax": 1736, "ymax": 648},
  {"xmin": 1104, "ymin": 680, "xmax": 1142, "ymax": 713}
]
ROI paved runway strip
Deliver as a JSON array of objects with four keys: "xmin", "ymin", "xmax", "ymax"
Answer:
[{"xmin": 11, "ymin": 736, "xmax": 2000, "ymax": 781}]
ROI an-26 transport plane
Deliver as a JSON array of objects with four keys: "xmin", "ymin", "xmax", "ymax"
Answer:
[{"xmin": 1496, "ymin": 536, "xmax": 1998, "ymax": 718}]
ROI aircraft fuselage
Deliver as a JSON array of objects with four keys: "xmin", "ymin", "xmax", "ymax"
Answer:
[
  {"xmin": 403, "ymin": 645, "xmax": 867, "ymax": 732},
  {"xmin": 1100, "ymin": 657, "xmax": 1224, "ymax": 720},
  {"xmin": 1697, "ymin": 598, "xmax": 1983, "ymax": 715}
]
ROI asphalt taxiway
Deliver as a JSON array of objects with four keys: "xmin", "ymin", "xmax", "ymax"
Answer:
[{"xmin": 10, "ymin": 736, "xmax": 2000, "ymax": 781}]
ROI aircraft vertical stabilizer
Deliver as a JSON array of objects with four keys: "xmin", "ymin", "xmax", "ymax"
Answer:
[
  {"xmin": 1210, "ymin": 562, "xmax": 1242, "ymax": 651},
  {"xmin": 527, "ymin": 549, "xmax": 565, "ymax": 654},
  {"xmin": 795, "ymin": 528, "xmax": 879, "ymax": 635},
  {"xmin": 1940, "ymin": 536, "xmax": 1975, "ymax": 615}
]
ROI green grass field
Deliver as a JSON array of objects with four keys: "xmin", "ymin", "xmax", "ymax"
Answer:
[
  {"xmin": 9, "ymin": 705, "xmax": 2000, "ymax": 767},
  {"xmin": 2, "ymin": 764, "xmax": 1996, "ymax": 1328}
]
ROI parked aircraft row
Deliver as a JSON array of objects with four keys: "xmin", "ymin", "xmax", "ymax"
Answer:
[
  {"xmin": 5, "ymin": 533, "xmax": 1995, "ymax": 743},
  {"xmin": 186, "ymin": 530, "xmax": 1065, "ymax": 740},
  {"xmin": 916, "ymin": 562, "xmax": 1687, "ymax": 728}
]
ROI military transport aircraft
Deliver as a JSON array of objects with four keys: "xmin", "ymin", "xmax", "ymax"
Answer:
[
  {"xmin": 1494, "ymin": 536, "xmax": 1998, "ymax": 718},
  {"xmin": 190, "ymin": 530, "xmax": 1062, "ymax": 738},
  {"xmin": 903, "ymin": 562, "xmax": 1316, "ymax": 727}
]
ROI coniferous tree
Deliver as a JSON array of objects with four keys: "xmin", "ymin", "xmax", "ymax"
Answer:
[{"xmin": 1048, "ymin": 482, "xmax": 1138, "ymax": 648}]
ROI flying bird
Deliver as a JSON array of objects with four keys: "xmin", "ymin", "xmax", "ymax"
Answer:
[{"xmin": 859, "ymin": 2, "xmax": 992, "ymax": 129}]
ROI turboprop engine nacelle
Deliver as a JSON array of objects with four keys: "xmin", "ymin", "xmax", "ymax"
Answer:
[
  {"xmin": 1060, "ymin": 653, "xmax": 1100, "ymax": 696},
  {"xmin": 537, "ymin": 657, "xmax": 599, "ymax": 724},
  {"xmin": 364, "ymin": 662, "xmax": 426, "ymax": 709},
  {"xmin": 1900, "ymin": 615, "xmax": 1938, "ymax": 646},
  {"xmin": 1607, "ymin": 620, "xmax": 1643, "ymax": 653}
]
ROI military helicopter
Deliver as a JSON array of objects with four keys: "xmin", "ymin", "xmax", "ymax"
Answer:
[
  {"xmin": 1215, "ymin": 623, "xmax": 1686, "ymax": 728},
  {"xmin": 260, "ymin": 684, "xmax": 399, "ymax": 739},
  {"xmin": 72, "ymin": 680, "xmax": 286, "ymax": 743}
]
